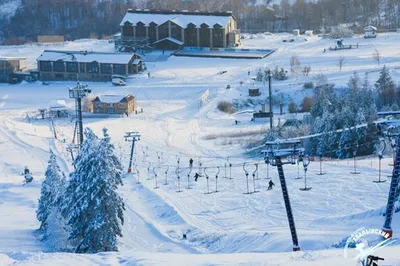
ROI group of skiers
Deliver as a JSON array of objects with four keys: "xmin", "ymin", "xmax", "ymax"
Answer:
[{"xmin": 187, "ymin": 158, "xmax": 276, "ymax": 190}]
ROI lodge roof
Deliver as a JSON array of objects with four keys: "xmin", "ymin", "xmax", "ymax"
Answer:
[
  {"xmin": 120, "ymin": 9, "xmax": 235, "ymax": 28},
  {"xmin": 92, "ymin": 94, "xmax": 135, "ymax": 103},
  {"xmin": 37, "ymin": 50, "xmax": 140, "ymax": 65},
  {"xmin": 153, "ymin": 37, "xmax": 184, "ymax": 46}
]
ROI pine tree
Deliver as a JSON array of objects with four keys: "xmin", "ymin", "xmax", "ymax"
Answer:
[
  {"xmin": 337, "ymin": 128, "xmax": 354, "ymax": 159},
  {"xmin": 375, "ymin": 65, "xmax": 395, "ymax": 108},
  {"xmin": 37, "ymin": 150, "xmax": 66, "ymax": 236},
  {"xmin": 256, "ymin": 69, "xmax": 264, "ymax": 81},
  {"xmin": 61, "ymin": 128, "xmax": 125, "ymax": 253},
  {"xmin": 348, "ymin": 71, "xmax": 360, "ymax": 93}
]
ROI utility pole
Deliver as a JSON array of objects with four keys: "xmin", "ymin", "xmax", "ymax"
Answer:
[
  {"xmin": 124, "ymin": 131, "xmax": 141, "ymax": 173},
  {"xmin": 267, "ymin": 70, "xmax": 273, "ymax": 129},
  {"xmin": 68, "ymin": 82, "xmax": 91, "ymax": 147}
]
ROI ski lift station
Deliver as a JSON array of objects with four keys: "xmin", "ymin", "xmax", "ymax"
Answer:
[
  {"xmin": 48, "ymin": 99, "xmax": 69, "ymax": 118},
  {"xmin": 364, "ymin": 25, "xmax": 377, "ymax": 38}
]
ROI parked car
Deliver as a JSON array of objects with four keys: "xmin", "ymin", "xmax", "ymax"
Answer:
[{"xmin": 111, "ymin": 75, "xmax": 126, "ymax": 86}]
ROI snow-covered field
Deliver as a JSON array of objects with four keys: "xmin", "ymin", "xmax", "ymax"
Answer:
[{"xmin": 1, "ymin": 32, "xmax": 400, "ymax": 265}]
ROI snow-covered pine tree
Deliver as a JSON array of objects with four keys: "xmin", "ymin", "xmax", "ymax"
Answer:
[
  {"xmin": 256, "ymin": 69, "xmax": 264, "ymax": 81},
  {"xmin": 37, "ymin": 150, "xmax": 66, "ymax": 236},
  {"xmin": 375, "ymin": 65, "xmax": 395, "ymax": 108},
  {"xmin": 316, "ymin": 110, "xmax": 336, "ymax": 157},
  {"xmin": 337, "ymin": 128, "xmax": 354, "ymax": 159},
  {"xmin": 354, "ymin": 109, "xmax": 367, "ymax": 153},
  {"xmin": 61, "ymin": 128, "xmax": 125, "ymax": 253},
  {"xmin": 347, "ymin": 71, "xmax": 360, "ymax": 93}
]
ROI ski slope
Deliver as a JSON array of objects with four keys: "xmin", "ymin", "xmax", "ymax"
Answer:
[{"xmin": 1, "ymin": 32, "xmax": 400, "ymax": 265}]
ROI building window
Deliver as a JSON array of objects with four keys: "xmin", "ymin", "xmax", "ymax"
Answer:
[
  {"xmin": 79, "ymin": 63, "xmax": 86, "ymax": 73},
  {"xmin": 136, "ymin": 22, "xmax": 146, "ymax": 38},
  {"xmin": 87, "ymin": 62, "xmax": 99, "ymax": 73},
  {"xmin": 113, "ymin": 64, "xmax": 126, "ymax": 75},
  {"xmin": 55, "ymin": 73, "xmax": 64, "ymax": 79},
  {"xmin": 122, "ymin": 22, "xmax": 134, "ymax": 36},
  {"xmin": 158, "ymin": 22, "xmax": 169, "ymax": 40},
  {"xmin": 53, "ymin": 61, "xmax": 65, "ymax": 72},
  {"xmin": 66, "ymin": 62, "xmax": 78, "ymax": 73},
  {"xmin": 40, "ymin": 61, "xmax": 52, "ymax": 71},
  {"xmin": 101, "ymin": 64, "xmax": 112, "ymax": 74},
  {"xmin": 170, "ymin": 22, "xmax": 182, "ymax": 40}
]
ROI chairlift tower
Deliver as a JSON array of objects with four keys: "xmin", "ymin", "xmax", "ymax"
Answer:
[
  {"xmin": 124, "ymin": 131, "xmax": 141, "ymax": 173},
  {"xmin": 377, "ymin": 111, "xmax": 400, "ymax": 239},
  {"xmin": 68, "ymin": 82, "xmax": 91, "ymax": 147},
  {"xmin": 262, "ymin": 140, "xmax": 303, "ymax": 252}
]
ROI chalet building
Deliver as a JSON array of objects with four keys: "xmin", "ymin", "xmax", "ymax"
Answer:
[
  {"xmin": 119, "ymin": 9, "xmax": 240, "ymax": 49},
  {"xmin": 90, "ymin": 94, "xmax": 136, "ymax": 115},
  {"xmin": 37, "ymin": 50, "xmax": 143, "ymax": 82},
  {"xmin": 0, "ymin": 57, "xmax": 25, "ymax": 83}
]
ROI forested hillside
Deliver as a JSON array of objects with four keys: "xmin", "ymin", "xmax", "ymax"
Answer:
[{"xmin": 1, "ymin": 0, "xmax": 400, "ymax": 44}]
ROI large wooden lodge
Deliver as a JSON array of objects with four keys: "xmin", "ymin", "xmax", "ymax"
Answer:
[
  {"xmin": 37, "ymin": 50, "xmax": 142, "ymax": 81},
  {"xmin": 119, "ymin": 9, "xmax": 240, "ymax": 49}
]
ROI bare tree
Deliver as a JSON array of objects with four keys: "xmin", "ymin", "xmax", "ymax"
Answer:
[
  {"xmin": 373, "ymin": 49, "xmax": 381, "ymax": 66},
  {"xmin": 338, "ymin": 56, "xmax": 345, "ymax": 71}
]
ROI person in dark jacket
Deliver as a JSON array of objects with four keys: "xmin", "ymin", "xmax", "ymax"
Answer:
[{"xmin": 268, "ymin": 180, "xmax": 275, "ymax": 190}]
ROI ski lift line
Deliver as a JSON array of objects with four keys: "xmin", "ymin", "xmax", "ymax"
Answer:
[
  {"xmin": 248, "ymin": 122, "xmax": 386, "ymax": 152},
  {"xmin": 134, "ymin": 123, "xmax": 381, "ymax": 162},
  {"xmin": 132, "ymin": 139, "xmax": 378, "ymax": 170},
  {"xmin": 253, "ymin": 128, "xmax": 380, "ymax": 153},
  {"xmin": 136, "ymin": 143, "xmax": 244, "ymax": 160},
  {"xmin": 129, "ymin": 126, "xmax": 387, "ymax": 171}
]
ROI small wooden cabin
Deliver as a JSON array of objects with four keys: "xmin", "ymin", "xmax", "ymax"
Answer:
[
  {"xmin": 90, "ymin": 94, "xmax": 136, "ymax": 115},
  {"xmin": 0, "ymin": 57, "xmax": 25, "ymax": 83}
]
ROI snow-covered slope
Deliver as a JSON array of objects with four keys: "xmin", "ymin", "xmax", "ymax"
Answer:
[{"xmin": 0, "ymin": 32, "xmax": 400, "ymax": 265}]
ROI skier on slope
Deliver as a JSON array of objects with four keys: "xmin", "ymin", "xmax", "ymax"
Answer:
[
  {"xmin": 268, "ymin": 180, "xmax": 275, "ymax": 190},
  {"xmin": 23, "ymin": 166, "xmax": 33, "ymax": 184},
  {"xmin": 194, "ymin": 173, "xmax": 200, "ymax": 182},
  {"xmin": 189, "ymin": 158, "xmax": 193, "ymax": 168}
]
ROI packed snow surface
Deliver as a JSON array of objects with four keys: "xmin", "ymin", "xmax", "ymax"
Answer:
[{"xmin": 1, "ymin": 32, "xmax": 400, "ymax": 265}]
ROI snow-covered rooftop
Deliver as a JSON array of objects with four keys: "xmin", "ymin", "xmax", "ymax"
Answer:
[
  {"xmin": 95, "ymin": 94, "xmax": 134, "ymax": 103},
  {"xmin": 364, "ymin": 25, "xmax": 377, "ymax": 31},
  {"xmin": 0, "ymin": 56, "xmax": 26, "ymax": 61},
  {"xmin": 37, "ymin": 50, "xmax": 137, "ymax": 64},
  {"xmin": 153, "ymin": 37, "xmax": 184, "ymax": 46},
  {"xmin": 120, "ymin": 10, "xmax": 233, "ymax": 28},
  {"xmin": 48, "ymin": 99, "xmax": 68, "ymax": 110}
]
